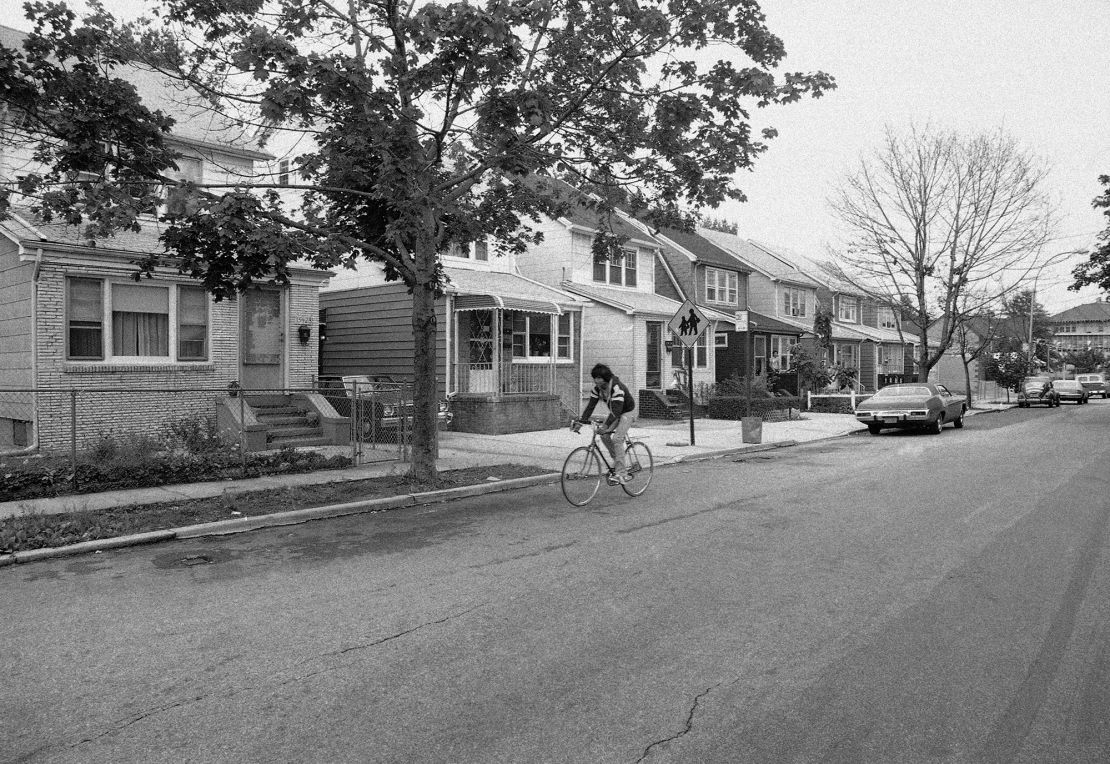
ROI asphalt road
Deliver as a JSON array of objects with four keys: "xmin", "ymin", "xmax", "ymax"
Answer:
[{"xmin": 2, "ymin": 401, "xmax": 1109, "ymax": 763}]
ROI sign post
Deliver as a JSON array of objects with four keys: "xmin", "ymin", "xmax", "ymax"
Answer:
[{"xmin": 668, "ymin": 300, "xmax": 710, "ymax": 446}]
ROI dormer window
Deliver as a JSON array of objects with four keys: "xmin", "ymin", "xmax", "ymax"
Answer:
[
  {"xmin": 445, "ymin": 240, "xmax": 489, "ymax": 261},
  {"xmin": 782, "ymin": 286, "xmax": 807, "ymax": 318},
  {"xmin": 705, "ymin": 267, "xmax": 737, "ymax": 305},
  {"xmin": 838, "ymin": 295, "xmax": 858, "ymax": 323},
  {"xmin": 593, "ymin": 247, "xmax": 637, "ymax": 287}
]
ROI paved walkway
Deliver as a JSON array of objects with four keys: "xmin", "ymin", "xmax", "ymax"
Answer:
[{"xmin": 2, "ymin": 405, "xmax": 1014, "ymax": 520}]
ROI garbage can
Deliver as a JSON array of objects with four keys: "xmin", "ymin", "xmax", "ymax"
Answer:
[{"xmin": 741, "ymin": 416, "xmax": 762, "ymax": 444}]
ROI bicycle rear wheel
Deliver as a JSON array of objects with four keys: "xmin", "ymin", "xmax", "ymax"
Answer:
[
  {"xmin": 621, "ymin": 441, "xmax": 653, "ymax": 497},
  {"xmin": 561, "ymin": 446, "xmax": 602, "ymax": 506}
]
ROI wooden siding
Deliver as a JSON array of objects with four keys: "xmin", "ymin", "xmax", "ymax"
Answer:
[
  {"xmin": 0, "ymin": 236, "xmax": 33, "ymax": 422},
  {"xmin": 859, "ymin": 342, "xmax": 877, "ymax": 390},
  {"xmin": 319, "ymin": 283, "xmax": 448, "ymax": 396}
]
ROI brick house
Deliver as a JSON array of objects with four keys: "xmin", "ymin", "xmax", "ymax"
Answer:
[{"xmin": 0, "ymin": 23, "xmax": 335, "ymax": 452}]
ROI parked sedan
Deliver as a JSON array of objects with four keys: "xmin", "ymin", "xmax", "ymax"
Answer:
[
  {"xmin": 1076, "ymin": 373, "xmax": 1107, "ymax": 399},
  {"xmin": 854, "ymin": 382, "xmax": 967, "ymax": 435},
  {"xmin": 1052, "ymin": 379, "xmax": 1089, "ymax": 404},
  {"xmin": 1017, "ymin": 377, "xmax": 1060, "ymax": 408}
]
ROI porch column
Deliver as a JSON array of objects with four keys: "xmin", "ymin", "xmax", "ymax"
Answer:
[{"xmin": 493, "ymin": 309, "xmax": 503, "ymax": 401}]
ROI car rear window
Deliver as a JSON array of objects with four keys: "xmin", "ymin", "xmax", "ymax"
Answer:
[{"xmin": 875, "ymin": 386, "xmax": 932, "ymax": 397}]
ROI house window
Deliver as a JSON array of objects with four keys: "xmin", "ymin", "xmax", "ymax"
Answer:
[
  {"xmin": 445, "ymin": 240, "xmax": 489, "ymax": 260},
  {"xmin": 769, "ymin": 335, "xmax": 792, "ymax": 371},
  {"xmin": 838, "ymin": 296, "xmax": 858, "ymax": 323},
  {"xmin": 695, "ymin": 332, "xmax": 708, "ymax": 367},
  {"xmin": 623, "ymin": 248, "xmax": 637, "ymax": 287},
  {"xmin": 557, "ymin": 313, "xmax": 572, "ymax": 359},
  {"xmin": 714, "ymin": 333, "xmax": 728, "ymax": 348},
  {"xmin": 594, "ymin": 248, "xmax": 637, "ymax": 286},
  {"xmin": 177, "ymin": 286, "xmax": 209, "ymax": 361},
  {"xmin": 507, "ymin": 311, "xmax": 569, "ymax": 361},
  {"xmin": 278, "ymin": 159, "xmax": 290, "ymax": 186},
  {"xmin": 834, "ymin": 342, "xmax": 858, "ymax": 369},
  {"xmin": 473, "ymin": 240, "xmax": 489, "ymax": 261},
  {"xmin": 67, "ymin": 278, "xmax": 104, "ymax": 360},
  {"xmin": 66, "ymin": 278, "xmax": 210, "ymax": 362},
  {"xmin": 163, "ymin": 156, "xmax": 204, "ymax": 217},
  {"xmin": 878, "ymin": 307, "xmax": 897, "ymax": 330},
  {"xmin": 754, "ymin": 335, "xmax": 766, "ymax": 375},
  {"xmin": 705, "ymin": 267, "xmax": 738, "ymax": 305},
  {"xmin": 881, "ymin": 344, "xmax": 902, "ymax": 373},
  {"xmin": 112, "ymin": 283, "xmax": 169, "ymax": 357},
  {"xmin": 782, "ymin": 286, "xmax": 807, "ymax": 318}
]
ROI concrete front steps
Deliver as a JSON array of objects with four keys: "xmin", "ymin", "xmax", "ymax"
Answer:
[{"xmin": 247, "ymin": 396, "xmax": 331, "ymax": 449}]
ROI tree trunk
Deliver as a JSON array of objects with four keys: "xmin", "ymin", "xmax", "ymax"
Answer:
[
  {"xmin": 410, "ymin": 279, "xmax": 439, "ymax": 482},
  {"xmin": 961, "ymin": 355, "xmax": 973, "ymax": 409}
]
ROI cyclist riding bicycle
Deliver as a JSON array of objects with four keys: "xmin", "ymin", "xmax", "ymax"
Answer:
[{"xmin": 573, "ymin": 363, "xmax": 637, "ymax": 484}]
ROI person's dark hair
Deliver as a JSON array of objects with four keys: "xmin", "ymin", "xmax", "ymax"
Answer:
[{"xmin": 590, "ymin": 363, "xmax": 612, "ymax": 381}]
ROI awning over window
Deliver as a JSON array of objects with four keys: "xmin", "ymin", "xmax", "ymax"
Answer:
[{"xmin": 454, "ymin": 294, "xmax": 563, "ymax": 315}]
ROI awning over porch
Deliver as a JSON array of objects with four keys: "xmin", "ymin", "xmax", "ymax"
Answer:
[{"xmin": 446, "ymin": 268, "xmax": 579, "ymax": 315}]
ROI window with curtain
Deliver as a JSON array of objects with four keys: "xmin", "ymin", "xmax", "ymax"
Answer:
[
  {"xmin": 177, "ymin": 285, "xmax": 209, "ymax": 360},
  {"xmin": 112, "ymin": 283, "xmax": 169, "ymax": 356},
  {"xmin": 68, "ymin": 278, "xmax": 103, "ymax": 359}
]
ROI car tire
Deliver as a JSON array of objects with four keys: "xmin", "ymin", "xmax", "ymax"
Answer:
[
  {"xmin": 952, "ymin": 409, "xmax": 965, "ymax": 428},
  {"xmin": 867, "ymin": 424, "xmax": 881, "ymax": 436},
  {"xmin": 929, "ymin": 416, "xmax": 943, "ymax": 435}
]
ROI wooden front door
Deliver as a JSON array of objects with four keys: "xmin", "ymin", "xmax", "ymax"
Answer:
[
  {"xmin": 241, "ymin": 286, "xmax": 284, "ymax": 391},
  {"xmin": 646, "ymin": 321, "xmax": 662, "ymax": 389}
]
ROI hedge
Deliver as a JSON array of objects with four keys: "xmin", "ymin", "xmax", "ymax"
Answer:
[{"xmin": 708, "ymin": 396, "xmax": 803, "ymax": 421}]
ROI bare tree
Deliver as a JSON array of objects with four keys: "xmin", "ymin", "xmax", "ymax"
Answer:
[{"xmin": 828, "ymin": 124, "xmax": 1057, "ymax": 377}]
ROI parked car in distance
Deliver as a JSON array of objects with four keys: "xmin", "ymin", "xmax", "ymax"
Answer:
[
  {"xmin": 1017, "ymin": 377, "xmax": 1060, "ymax": 408},
  {"xmin": 1076, "ymin": 372, "xmax": 1107, "ymax": 399},
  {"xmin": 854, "ymin": 382, "xmax": 967, "ymax": 435},
  {"xmin": 1052, "ymin": 379, "xmax": 1089, "ymax": 404}
]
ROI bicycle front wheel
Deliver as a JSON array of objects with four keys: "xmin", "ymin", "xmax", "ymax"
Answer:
[
  {"xmin": 621, "ymin": 441, "xmax": 654, "ymax": 497},
  {"xmin": 561, "ymin": 446, "xmax": 602, "ymax": 506}
]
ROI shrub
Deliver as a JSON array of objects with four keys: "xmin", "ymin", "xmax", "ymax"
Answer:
[
  {"xmin": 164, "ymin": 414, "xmax": 232, "ymax": 455},
  {"xmin": 708, "ymin": 395, "xmax": 803, "ymax": 420}
]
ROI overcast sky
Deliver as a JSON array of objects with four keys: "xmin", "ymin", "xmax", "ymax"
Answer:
[{"xmin": 48, "ymin": 0, "xmax": 1110, "ymax": 313}]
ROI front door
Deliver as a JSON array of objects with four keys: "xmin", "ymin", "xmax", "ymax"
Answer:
[
  {"xmin": 241, "ymin": 286, "xmax": 284, "ymax": 391},
  {"xmin": 646, "ymin": 321, "xmax": 662, "ymax": 389}
]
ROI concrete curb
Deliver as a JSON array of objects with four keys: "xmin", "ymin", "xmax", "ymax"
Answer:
[
  {"xmin": 1, "ymin": 438, "xmax": 845, "ymax": 566},
  {"xmin": 1, "ymin": 473, "xmax": 563, "ymax": 565}
]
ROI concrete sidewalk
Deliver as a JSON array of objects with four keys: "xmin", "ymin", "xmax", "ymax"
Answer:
[{"xmin": 0, "ymin": 404, "xmax": 1013, "ymax": 522}]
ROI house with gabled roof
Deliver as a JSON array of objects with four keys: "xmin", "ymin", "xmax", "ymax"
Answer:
[
  {"xmin": 790, "ymin": 252, "xmax": 917, "ymax": 391},
  {"xmin": 320, "ymin": 241, "xmax": 588, "ymax": 434},
  {"xmin": 0, "ymin": 23, "xmax": 338, "ymax": 453},
  {"xmin": 695, "ymin": 230, "xmax": 816, "ymax": 391},
  {"xmin": 508, "ymin": 183, "xmax": 689, "ymax": 415}
]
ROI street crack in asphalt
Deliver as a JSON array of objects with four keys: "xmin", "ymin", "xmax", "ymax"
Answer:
[
  {"xmin": 636, "ymin": 681, "xmax": 724, "ymax": 762},
  {"xmin": 63, "ymin": 604, "xmax": 487, "ymax": 754}
]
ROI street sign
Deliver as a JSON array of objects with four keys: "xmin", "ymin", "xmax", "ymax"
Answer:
[{"xmin": 668, "ymin": 300, "xmax": 710, "ymax": 347}]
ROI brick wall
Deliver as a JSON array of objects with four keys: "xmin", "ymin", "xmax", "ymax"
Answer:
[{"xmin": 30, "ymin": 263, "xmax": 324, "ymax": 453}]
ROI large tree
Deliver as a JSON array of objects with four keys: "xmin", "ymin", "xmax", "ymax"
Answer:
[
  {"xmin": 1071, "ymin": 174, "xmax": 1110, "ymax": 293},
  {"xmin": 0, "ymin": 0, "xmax": 833, "ymax": 479},
  {"xmin": 828, "ymin": 124, "xmax": 1057, "ymax": 378}
]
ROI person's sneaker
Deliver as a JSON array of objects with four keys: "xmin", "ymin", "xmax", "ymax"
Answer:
[{"xmin": 617, "ymin": 472, "xmax": 633, "ymax": 485}]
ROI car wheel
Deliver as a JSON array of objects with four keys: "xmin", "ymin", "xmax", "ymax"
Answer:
[
  {"xmin": 952, "ymin": 409, "xmax": 965, "ymax": 428},
  {"xmin": 867, "ymin": 424, "xmax": 881, "ymax": 436},
  {"xmin": 929, "ymin": 416, "xmax": 943, "ymax": 435}
]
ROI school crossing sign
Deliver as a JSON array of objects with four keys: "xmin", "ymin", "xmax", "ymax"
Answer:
[{"xmin": 668, "ymin": 300, "xmax": 710, "ymax": 348}]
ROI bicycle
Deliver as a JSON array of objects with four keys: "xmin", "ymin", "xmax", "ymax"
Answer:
[{"xmin": 561, "ymin": 418, "xmax": 654, "ymax": 506}]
